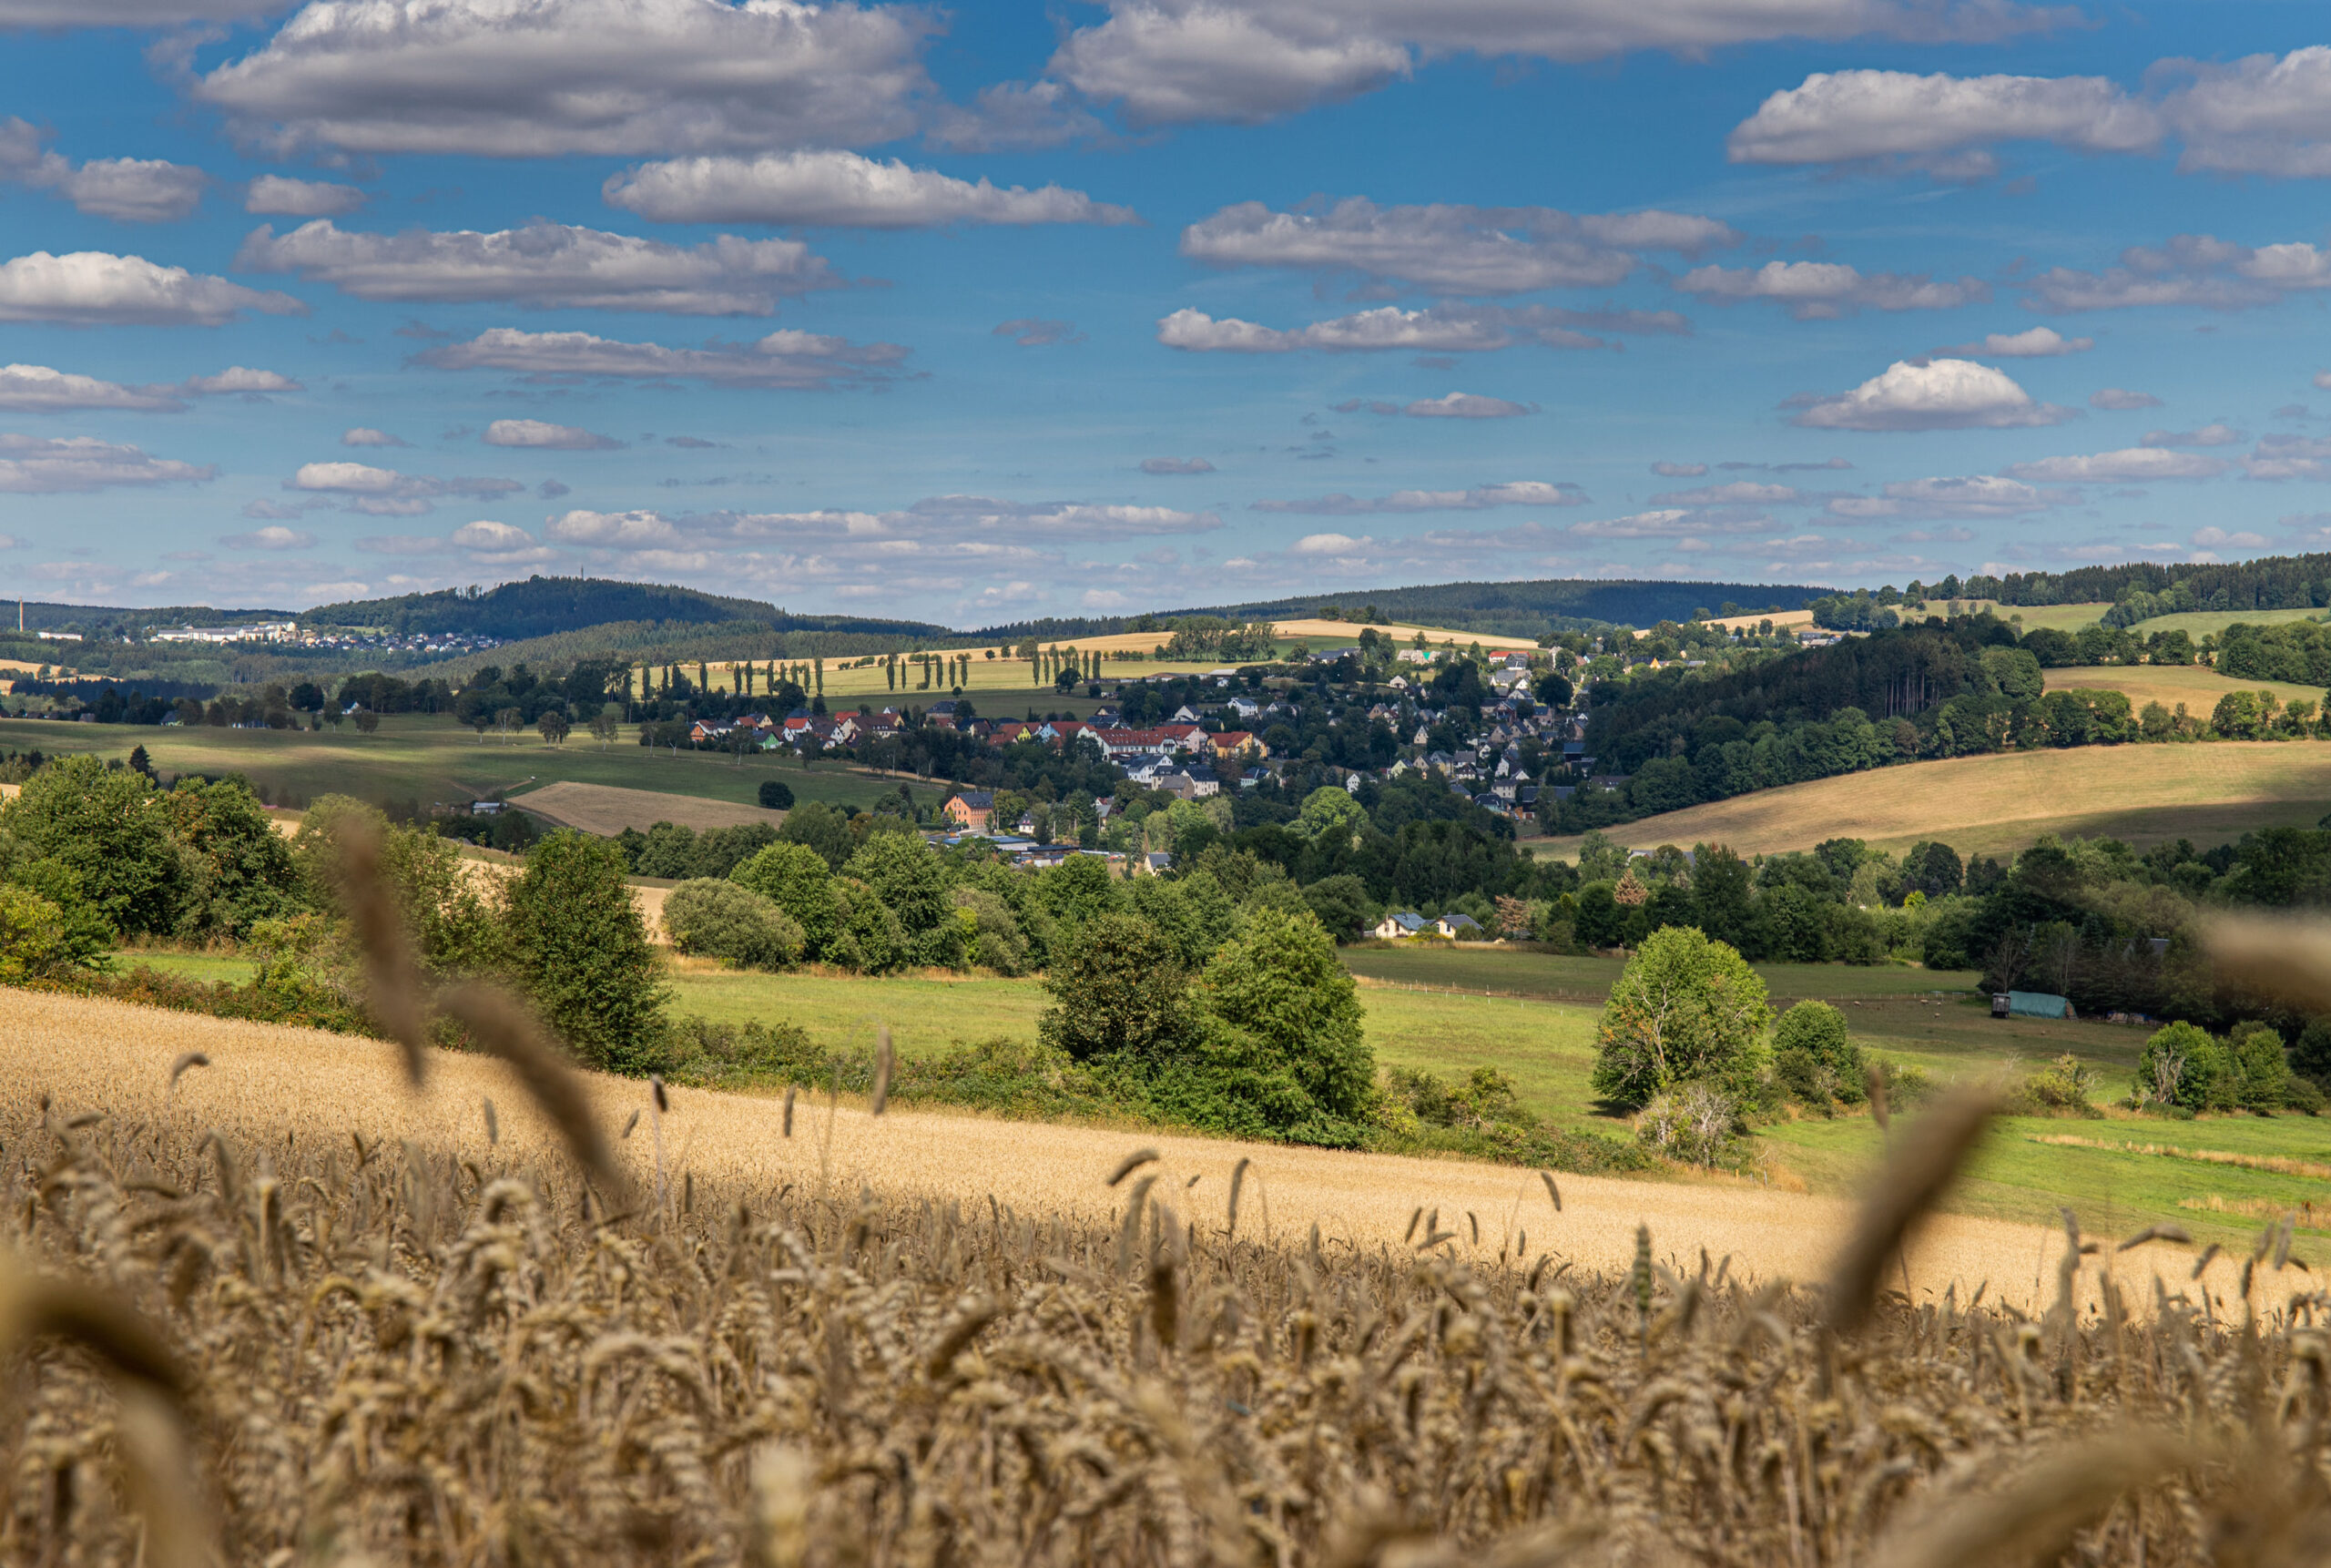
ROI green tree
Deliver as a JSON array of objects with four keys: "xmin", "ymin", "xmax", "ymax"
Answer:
[
  {"xmin": 2136, "ymin": 1021, "xmax": 2234, "ymax": 1112},
  {"xmin": 163, "ymin": 776, "xmax": 299, "ymax": 938},
  {"xmin": 3, "ymin": 756, "xmax": 185, "ymax": 937},
  {"xmin": 758, "ymin": 779, "xmax": 795, "ymax": 809},
  {"xmin": 1037, "ymin": 912, "xmax": 1191, "ymax": 1062},
  {"xmin": 1299, "ymin": 873, "xmax": 1373, "ymax": 942},
  {"xmin": 1770, "ymin": 999, "xmax": 1865, "ymax": 1109},
  {"xmin": 503, "ymin": 830, "xmax": 668, "ymax": 1073},
  {"xmin": 1590, "ymin": 925, "xmax": 1771, "ymax": 1108},
  {"xmin": 663, "ymin": 879, "xmax": 805, "ymax": 970},
  {"xmin": 1688, "ymin": 843, "xmax": 1754, "ymax": 948},
  {"xmin": 538, "ymin": 710, "xmax": 570, "ymax": 746},
  {"xmin": 777, "ymin": 799, "xmax": 854, "ymax": 871},
  {"xmin": 1198, "ymin": 905, "xmax": 1373, "ymax": 1131},
  {"xmin": 827, "ymin": 877, "xmax": 907, "ymax": 973},
  {"xmin": 844, "ymin": 833, "xmax": 962, "ymax": 967},
  {"xmin": 730, "ymin": 841, "xmax": 840, "ymax": 956},
  {"xmin": 2228, "ymin": 1021, "xmax": 2297, "ymax": 1113},
  {"xmin": 1035, "ymin": 853, "xmax": 1122, "ymax": 929},
  {"xmin": 1297, "ymin": 786, "xmax": 1369, "ymax": 843}
]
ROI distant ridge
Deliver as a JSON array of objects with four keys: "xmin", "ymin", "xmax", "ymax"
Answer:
[{"xmin": 301, "ymin": 575, "xmax": 952, "ymax": 642}]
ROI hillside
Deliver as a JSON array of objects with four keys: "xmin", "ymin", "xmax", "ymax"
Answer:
[
  {"xmin": 1173, "ymin": 576, "xmax": 1828, "ymax": 638},
  {"xmin": 1539, "ymin": 740, "xmax": 2331, "ymax": 860},
  {"xmin": 302, "ymin": 575, "xmax": 951, "ymax": 643}
]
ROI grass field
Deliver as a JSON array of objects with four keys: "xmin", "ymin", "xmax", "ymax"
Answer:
[
  {"xmin": 513, "ymin": 779, "xmax": 789, "ymax": 834},
  {"xmin": 1540, "ymin": 739, "xmax": 2331, "ymax": 861},
  {"xmin": 0, "ymin": 711, "xmax": 899, "ymax": 811},
  {"xmin": 1954, "ymin": 599, "xmax": 2111, "ymax": 632},
  {"xmin": 2128, "ymin": 606, "xmax": 2331, "ymax": 638},
  {"xmin": 2045, "ymin": 663, "xmax": 2326, "ymax": 713},
  {"xmin": 1339, "ymin": 942, "xmax": 1978, "ymax": 1002}
]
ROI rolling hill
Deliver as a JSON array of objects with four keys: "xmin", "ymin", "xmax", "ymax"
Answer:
[{"xmin": 302, "ymin": 575, "xmax": 951, "ymax": 642}]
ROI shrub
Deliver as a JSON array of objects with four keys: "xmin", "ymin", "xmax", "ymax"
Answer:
[
  {"xmin": 1634, "ymin": 1080, "xmax": 1746, "ymax": 1168},
  {"xmin": 2229, "ymin": 1021, "xmax": 2306, "ymax": 1114},
  {"xmin": 1591, "ymin": 925, "xmax": 1771, "ymax": 1108},
  {"xmin": 758, "ymin": 779, "xmax": 795, "ymax": 809},
  {"xmin": 844, "ymin": 833, "xmax": 962, "ymax": 968},
  {"xmin": 1037, "ymin": 911, "xmax": 1190, "ymax": 1063},
  {"xmin": 827, "ymin": 878, "xmax": 907, "ymax": 974},
  {"xmin": 664, "ymin": 879, "xmax": 806, "ymax": 970},
  {"xmin": 951, "ymin": 886, "xmax": 1031, "ymax": 975},
  {"xmin": 731, "ymin": 841, "xmax": 840, "ymax": 955},
  {"xmin": 2012, "ymin": 1054, "xmax": 2103, "ymax": 1117},
  {"xmin": 1197, "ymin": 904, "xmax": 1374, "ymax": 1140},
  {"xmin": 2135, "ymin": 1020, "xmax": 2235, "ymax": 1114},
  {"xmin": 1771, "ymin": 1000, "xmax": 1863, "ymax": 1111}
]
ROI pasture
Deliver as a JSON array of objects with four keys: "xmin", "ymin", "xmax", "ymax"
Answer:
[
  {"xmin": 2045, "ymin": 662, "xmax": 2323, "ymax": 714},
  {"xmin": 1538, "ymin": 739, "xmax": 2331, "ymax": 861},
  {"xmin": 0, "ymin": 710, "xmax": 897, "ymax": 812},
  {"xmin": 513, "ymin": 779, "xmax": 790, "ymax": 835},
  {"xmin": 2127, "ymin": 605, "xmax": 2331, "ymax": 638}
]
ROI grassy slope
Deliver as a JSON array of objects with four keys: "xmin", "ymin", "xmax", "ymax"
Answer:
[
  {"xmin": 1538, "ymin": 740, "xmax": 2331, "ymax": 861},
  {"xmin": 0, "ymin": 713, "xmax": 897, "ymax": 811},
  {"xmin": 106, "ymin": 939, "xmax": 2331, "ymax": 1247},
  {"xmin": 2129, "ymin": 606, "xmax": 2331, "ymax": 638},
  {"xmin": 2045, "ymin": 663, "xmax": 2324, "ymax": 713}
]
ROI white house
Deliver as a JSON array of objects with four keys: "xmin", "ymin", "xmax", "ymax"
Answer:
[{"xmin": 1373, "ymin": 911, "xmax": 1429, "ymax": 940}]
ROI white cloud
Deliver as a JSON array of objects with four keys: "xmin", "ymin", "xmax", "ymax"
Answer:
[
  {"xmin": 1936, "ymin": 326, "xmax": 2092, "ymax": 357},
  {"xmin": 0, "ymin": 433, "xmax": 214, "ymax": 494},
  {"xmin": 2192, "ymin": 525, "xmax": 2269, "ymax": 548},
  {"xmin": 926, "ymin": 79, "xmax": 1107, "ymax": 152},
  {"xmin": 546, "ymin": 495, "xmax": 1222, "ymax": 557},
  {"xmin": 235, "ymin": 219, "xmax": 834, "ymax": 315},
  {"xmin": 0, "ymin": 118, "xmax": 208, "ymax": 222},
  {"xmin": 413, "ymin": 326, "xmax": 911, "ymax": 391},
  {"xmin": 2141, "ymin": 423, "xmax": 2244, "ymax": 448},
  {"xmin": 545, "ymin": 509, "xmax": 682, "ymax": 547},
  {"xmin": 1725, "ymin": 70, "xmax": 2161, "ymax": 175},
  {"xmin": 2091, "ymin": 387, "xmax": 2162, "ymax": 410},
  {"xmin": 449, "ymin": 519, "xmax": 537, "ymax": 550},
  {"xmin": 2166, "ymin": 47, "xmax": 2331, "ymax": 178},
  {"xmin": 1790, "ymin": 358, "xmax": 2075, "ymax": 432},
  {"xmin": 1677, "ymin": 260, "xmax": 1987, "ymax": 319},
  {"xmin": 1567, "ymin": 509, "xmax": 1703, "ymax": 539},
  {"xmin": 1404, "ymin": 392, "xmax": 1532, "ymax": 419},
  {"xmin": 198, "ymin": 0, "xmax": 931, "ymax": 158},
  {"xmin": 2241, "ymin": 433, "xmax": 2331, "ymax": 480},
  {"xmin": 183, "ymin": 366, "xmax": 300, "ymax": 395},
  {"xmin": 1647, "ymin": 480, "xmax": 1805, "ymax": 506},
  {"xmin": 1252, "ymin": 480, "xmax": 1583, "ymax": 514},
  {"xmin": 1650, "ymin": 462, "xmax": 1707, "ymax": 477},
  {"xmin": 1142, "ymin": 456, "xmax": 1214, "ymax": 473},
  {"xmin": 604, "ymin": 150, "xmax": 1135, "ymax": 228},
  {"xmin": 1080, "ymin": 588, "xmax": 1131, "ymax": 610},
  {"xmin": 2016, "ymin": 232, "xmax": 2331, "ymax": 313},
  {"xmin": 2001, "ymin": 447, "xmax": 2227, "ymax": 482},
  {"xmin": 0, "ymin": 0, "xmax": 280, "ymax": 23},
  {"xmin": 219, "ymin": 524, "xmax": 315, "ymax": 550},
  {"xmin": 1155, "ymin": 302, "xmax": 1675, "ymax": 353},
  {"xmin": 1178, "ymin": 197, "xmax": 1733, "ymax": 294},
  {"xmin": 483, "ymin": 418, "xmax": 623, "ymax": 451},
  {"xmin": 1825, "ymin": 474, "xmax": 2060, "ymax": 519},
  {"xmin": 244, "ymin": 174, "xmax": 366, "ymax": 217},
  {"xmin": 994, "ymin": 318, "xmax": 1083, "ymax": 347},
  {"xmin": 288, "ymin": 460, "xmax": 523, "ymax": 514},
  {"xmin": 341, "ymin": 427, "xmax": 407, "ymax": 447},
  {"xmin": 0, "ymin": 250, "xmax": 303, "ymax": 325},
  {"xmin": 1048, "ymin": 0, "xmax": 2071, "ymax": 127},
  {"xmin": 0, "ymin": 363, "xmax": 184, "ymax": 412}
]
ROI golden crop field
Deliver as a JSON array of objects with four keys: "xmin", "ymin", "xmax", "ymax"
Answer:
[
  {"xmin": 514, "ymin": 779, "xmax": 790, "ymax": 835},
  {"xmin": 7, "ymin": 988, "xmax": 2326, "ymax": 1565},
  {"xmin": 2044, "ymin": 663, "xmax": 2325, "ymax": 713},
  {"xmin": 1540, "ymin": 739, "xmax": 2331, "ymax": 861},
  {"xmin": 2126, "ymin": 606, "xmax": 2331, "ymax": 638}
]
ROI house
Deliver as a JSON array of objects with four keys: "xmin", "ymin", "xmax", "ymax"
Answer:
[
  {"xmin": 1155, "ymin": 772, "xmax": 1198, "ymax": 801},
  {"xmin": 1435, "ymin": 912, "xmax": 1485, "ymax": 939},
  {"xmin": 1137, "ymin": 851, "xmax": 1173, "ymax": 876},
  {"xmin": 1185, "ymin": 765, "xmax": 1221, "ymax": 799},
  {"xmin": 1171, "ymin": 704, "xmax": 1204, "ymax": 723},
  {"xmin": 1373, "ymin": 911, "xmax": 1430, "ymax": 940},
  {"xmin": 1226, "ymin": 695, "xmax": 1261, "ymax": 720},
  {"xmin": 942, "ymin": 789, "xmax": 995, "ymax": 832},
  {"xmin": 1209, "ymin": 729, "xmax": 1263, "ymax": 763},
  {"xmin": 1396, "ymin": 648, "xmax": 1438, "ymax": 664}
]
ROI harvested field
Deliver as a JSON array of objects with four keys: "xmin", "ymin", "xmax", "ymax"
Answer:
[
  {"xmin": 1541, "ymin": 739, "xmax": 2331, "ymax": 860},
  {"xmin": 5, "ymin": 986, "xmax": 2269, "ymax": 1316},
  {"xmin": 511, "ymin": 779, "xmax": 789, "ymax": 835},
  {"xmin": 2044, "ymin": 662, "xmax": 2324, "ymax": 713}
]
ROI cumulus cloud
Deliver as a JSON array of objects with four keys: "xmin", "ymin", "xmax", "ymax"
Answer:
[
  {"xmin": 1789, "ymin": 358, "xmax": 2075, "ymax": 432},
  {"xmin": 2001, "ymin": 447, "xmax": 2228, "ymax": 482},
  {"xmin": 1647, "ymin": 480, "xmax": 1806, "ymax": 506},
  {"xmin": 0, "ymin": 250, "xmax": 302, "ymax": 325},
  {"xmin": 2192, "ymin": 525, "xmax": 2270, "ymax": 548},
  {"xmin": 2240, "ymin": 433, "xmax": 2331, "ymax": 480},
  {"xmin": 994, "ymin": 318, "xmax": 1083, "ymax": 347},
  {"xmin": 1725, "ymin": 70, "xmax": 2162, "ymax": 177},
  {"xmin": 543, "ymin": 494, "xmax": 1223, "ymax": 558},
  {"xmin": 1142, "ymin": 456, "xmax": 1214, "ymax": 473},
  {"xmin": 1651, "ymin": 462, "xmax": 1707, "ymax": 477},
  {"xmin": 244, "ymin": 174, "xmax": 366, "ymax": 217},
  {"xmin": 183, "ymin": 366, "xmax": 300, "ymax": 395},
  {"xmin": 0, "ymin": 433, "xmax": 214, "ymax": 494},
  {"xmin": 1937, "ymin": 326, "xmax": 2092, "ymax": 357},
  {"xmin": 198, "ymin": 0, "xmax": 932, "ymax": 158},
  {"xmin": 604, "ymin": 150, "xmax": 1135, "ymax": 228},
  {"xmin": 1156, "ymin": 302, "xmax": 1680, "ymax": 353},
  {"xmin": 925, "ymin": 79, "xmax": 1108, "ymax": 152},
  {"xmin": 0, "ymin": 0, "xmax": 281, "ymax": 24},
  {"xmin": 219, "ymin": 524, "xmax": 315, "ymax": 550},
  {"xmin": 2141, "ymin": 423, "xmax": 2244, "ymax": 448},
  {"xmin": 236, "ymin": 219, "xmax": 835, "ymax": 315},
  {"xmin": 1047, "ymin": 0, "xmax": 2071, "ymax": 127},
  {"xmin": 1566, "ymin": 508, "xmax": 1705, "ymax": 540},
  {"xmin": 1252, "ymin": 480, "xmax": 1583, "ymax": 514},
  {"xmin": 0, "ymin": 361, "xmax": 298, "ymax": 412},
  {"xmin": 1404, "ymin": 392, "xmax": 1532, "ymax": 419},
  {"xmin": 287, "ymin": 460, "xmax": 522, "ymax": 514},
  {"xmin": 482, "ymin": 418, "xmax": 623, "ymax": 451},
  {"xmin": 2091, "ymin": 387, "xmax": 2163, "ymax": 410},
  {"xmin": 412, "ymin": 326, "xmax": 911, "ymax": 392},
  {"xmin": 341, "ymin": 427, "xmax": 407, "ymax": 447},
  {"xmin": 2167, "ymin": 47, "xmax": 2331, "ymax": 178},
  {"xmin": 2016, "ymin": 232, "xmax": 2331, "ymax": 312},
  {"xmin": 1178, "ymin": 197, "xmax": 1734, "ymax": 294},
  {"xmin": 0, "ymin": 118, "xmax": 208, "ymax": 222},
  {"xmin": 1677, "ymin": 260, "xmax": 1987, "ymax": 319},
  {"xmin": 1825, "ymin": 474, "xmax": 2061, "ymax": 519}
]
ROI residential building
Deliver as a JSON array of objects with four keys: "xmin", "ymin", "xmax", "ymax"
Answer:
[
  {"xmin": 942, "ymin": 790, "xmax": 995, "ymax": 831},
  {"xmin": 1372, "ymin": 911, "xmax": 1429, "ymax": 939}
]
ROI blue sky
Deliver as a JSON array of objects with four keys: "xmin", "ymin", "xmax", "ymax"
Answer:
[{"xmin": 2, "ymin": 0, "xmax": 2330, "ymax": 625}]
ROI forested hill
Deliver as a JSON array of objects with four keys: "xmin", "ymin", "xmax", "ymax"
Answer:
[
  {"xmin": 1177, "ymin": 578, "xmax": 1828, "ymax": 637},
  {"xmin": 1939, "ymin": 551, "xmax": 2331, "ymax": 612},
  {"xmin": 301, "ymin": 576, "xmax": 951, "ymax": 642}
]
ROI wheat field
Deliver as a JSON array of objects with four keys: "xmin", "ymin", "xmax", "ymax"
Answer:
[
  {"xmin": 11, "ymin": 984, "xmax": 2331, "ymax": 1563},
  {"xmin": 4, "ymin": 989, "xmax": 2280, "ymax": 1318},
  {"xmin": 1541, "ymin": 740, "xmax": 2331, "ymax": 861}
]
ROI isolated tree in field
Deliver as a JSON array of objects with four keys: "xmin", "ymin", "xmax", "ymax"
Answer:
[
  {"xmin": 758, "ymin": 779, "xmax": 794, "ymax": 809},
  {"xmin": 504, "ymin": 830, "xmax": 667, "ymax": 1073},
  {"xmin": 1199, "ymin": 905, "xmax": 1372, "ymax": 1126},
  {"xmin": 1039, "ymin": 912, "xmax": 1191, "ymax": 1062},
  {"xmin": 1770, "ymin": 999, "xmax": 1864, "ymax": 1109},
  {"xmin": 591, "ymin": 708, "xmax": 619, "ymax": 748},
  {"xmin": 537, "ymin": 710, "xmax": 570, "ymax": 747},
  {"xmin": 355, "ymin": 708, "xmax": 381, "ymax": 735},
  {"xmin": 1590, "ymin": 925, "xmax": 1770, "ymax": 1108}
]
